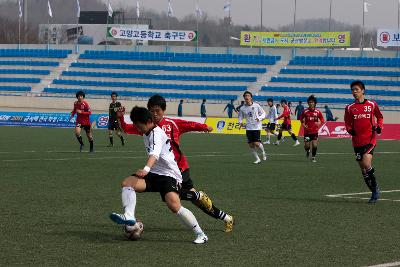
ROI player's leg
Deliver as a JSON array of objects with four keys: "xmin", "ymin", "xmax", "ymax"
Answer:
[
  {"xmin": 358, "ymin": 150, "xmax": 380, "ymax": 203},
  {"xmin": 84, "ymin": 126, "xmax": 94, "ymax": 152},
  {"xmin": 108, "ymin": 129, "xmax": 114, "ymax": 147},
  {"xmin": 311, "ymin": 138, "xmax": 318, "ymax": 162},
  {"xmin": 74, "ymin": 126, "xmax": 84, "ymax": 151},
  {"xmin": 110, "ymin": 175, "xmax": 147, "ymax": 225},
  {"xmin": 246, "ymin": 131, "xmax": 261, "ymax": 163},
  {"xmin": 264, "ymin": 129, "xmax": 271, "ymax": 144},
  {"xmin": 255, "ymin": 141, "xmax": 267, "ymax": 161},
  {"xmin": 115, "ymin": 128, "xmax": 125, "ymax": 146},
  {"xmin": 288, "ymin": 128, "xmax": 300, "ymax": 146},
  {"xmin": 274, "ymin": 127, "xmax": 283, "ymax": 145},
  {"xmin": 164, "ymin": 191, "xmax": 208, "ymax": 244},
  {"xmin": 304, "ymin": 136, "xmax": 311, "ymax": 159}
]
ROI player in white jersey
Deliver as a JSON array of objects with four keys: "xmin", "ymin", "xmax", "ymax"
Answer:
[
  {"xmin": 263, "ymin": 98, "xmax": 279, "ymax": 144},
  {"xmin": 238, "ymin": 91, "xmax": 267, "ymax": 164},
  {"xmin": 109, "ymin": 107, "xmax": 208, "ymax": 244}
]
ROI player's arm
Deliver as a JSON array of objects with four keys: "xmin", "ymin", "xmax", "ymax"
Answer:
[
  {"xmin": 173, "ymin": 118, "xmax": 213, "ymax": 133},
  {"xmin": 276, "ymin": 108, "xmax": 287, "ymax": 120},
  {"xmin": 256, "ymin": 105, "xmax": 266, "ymax": 121},
  {"xmin": 135, "ymin": 132, "xmax": 163, "ymax": 177},
  {"xmin": 69, "ymin": 102, "xmax": 77, "ymax": 120},
  {"xmin": 317, "ymin": 110, "xmax": 325, "ymax": 126},
  {"xmin": 118, "ymin": 114, "xmax": 141, "ymax": 135},
  {"xmin": 344, "ymin": 106, "xmax": 355, "ymax": 136},
  {"xmin": 238, "ymin": 108, "xmax": 244, "ymax": 128},
  {"xmin": 223, "ymin": 105, "xmax": 228, "ymax": 112},
  {"xmin": 373, "ymin": 102, "xmax": 384, "ymax": 134},
  {"xmin": 79, "ymin": 102, "xmax": 92, "ymax": 115},
  {"xmin": 299, "ymin": 112, "xmax": 306, "ymax": 128}
]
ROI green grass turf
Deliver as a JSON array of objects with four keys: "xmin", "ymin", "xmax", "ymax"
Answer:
[{"xmin": 1, "ymin": 126, "xmax": 400, "ymax": 266}]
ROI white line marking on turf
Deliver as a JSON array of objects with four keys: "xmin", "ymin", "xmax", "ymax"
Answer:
[
  {"xmin": 364, "ymin": 261, "xmax": 400, "ymax": 267},
  {"xmin": 326, "ymin": 190, "xmax": 400, "ymax": 202}
]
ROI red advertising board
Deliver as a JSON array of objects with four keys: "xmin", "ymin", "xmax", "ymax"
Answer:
[{"xmin": 299, "ymin": 122, "xmax": 400, "ymax": 140}]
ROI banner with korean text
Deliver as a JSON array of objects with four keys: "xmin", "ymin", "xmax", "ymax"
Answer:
[
  {"xmin": 108, "ymin": 27, "xmax": 197, "ymax": 42},
  {"xmin": 240, "ymin": 31, "xmax": 350, "ymax": 47},
  {"xmin": 377, "ymin": 29, "xmax": 400, "ymax": 47}
]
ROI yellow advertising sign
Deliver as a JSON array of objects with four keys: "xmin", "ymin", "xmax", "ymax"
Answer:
[
  {"xmin": 205, "ymin": 118, "xmax": 301, "ymax": 136},
  {"xmin": 240, "ymin": 31, "xmax": 350, "ymax": 47}
]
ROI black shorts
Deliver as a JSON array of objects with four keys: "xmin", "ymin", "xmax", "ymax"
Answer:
[
  {"xmin": 354, "ymin": 144, "xmax": 375, "ymax": 161},
  {"xmin": 141, "ymin": 172, "xmax": 181, "ymax": 201},
  {"xmin": 108, "ymin": 119, "xmax": 120, "ymax": 130},
  {"xmin": 266, "ymin": 123, "xmax": 276, "ymax": 131},
  {"xmin": 281, "ymin": 123, "xmax": 292, "ymax": 131},
  {"xmin": 181, "ymin": 169, "xmax": 194, "ymax": 190},
  {"xmin": 77, "ymin": 124, "xmax": 91, "ymax": 133},
  {"xmin": 304, "ymin": 133, "xmax": 318, "ymax": 142},
  {"xmin": 246, "ymin": 130, "xmax": 261, "ymax": 143}
]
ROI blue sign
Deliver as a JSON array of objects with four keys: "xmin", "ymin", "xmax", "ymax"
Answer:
[{"xmin": 0, "ymin": 111, "xmax": 110, "ymax": 129}]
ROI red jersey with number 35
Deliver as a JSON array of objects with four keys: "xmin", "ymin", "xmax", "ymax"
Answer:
[
  {"xmin": 119, "ymin": 116, "xmax": 208, "ymax": 172},
  {"xmin": 71, "ymin": 100, "xmax": 91, "ymax": 126},
  {"xmin": 300, "ymin": 108, "xmax": 325, "ymax": 135},
  {"xmin": 344, "ymin": 99, "xmax": 383, "ymax": 147},
  {"xmin": 277, "ymin": 105, "xmax": 291, "ymax": 125}
]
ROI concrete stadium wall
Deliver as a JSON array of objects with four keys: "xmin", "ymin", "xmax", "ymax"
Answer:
[{"xmin": 1, "ymin": 95, "xmax": 399, "ymax": 123}]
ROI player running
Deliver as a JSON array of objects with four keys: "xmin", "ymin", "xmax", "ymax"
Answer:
[
  {"xmin": 238, "ymin": 91, "xmax": 267, "ymax": 164},
  {"xmin": 263, "ymin": 98, "xmax": 279, "ymax": 145},
  {"xmin": 110, "ymin": 106, "xmax": 208, "ymax": 244},
  {"xmin": 69, "ymin": 91, "xmax": 94, "ymax": 152},
  {"xmin": 274, "ymin": 99, "xmax": 300, "ymax": 146},
  {"xmin": 118, "ymin": 95, "xmax": 234, "ymax": 232},
  {"xmin": 300, "ymin": 95, "xmax": 325, "ymax": 163},
  {"xmin": 345, "ymin": 81, "xmax": 383, "ymax": 203},
  {"xmin": 107, "ymin": 92, "xmax": 125, "ymax": 147}
]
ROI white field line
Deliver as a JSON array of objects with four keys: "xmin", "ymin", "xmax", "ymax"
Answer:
[
  {"xmin": 364, "ymin": 261, "xmax": 400, "ymax": 267},
  {"xmin": 326, "ymin": 190, "xmax": 400, "ymax": 202}
]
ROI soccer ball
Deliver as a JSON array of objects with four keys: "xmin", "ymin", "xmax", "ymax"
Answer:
[{"xmin": 124, "ymin": 221, "xmax": 144, "ymax": 241}]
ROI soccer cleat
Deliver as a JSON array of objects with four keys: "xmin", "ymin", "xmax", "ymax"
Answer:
[
  {"xmin": 198, "ymin": 191, "xmax": 213, "ymax": 212},
  {"xmin": 368, "ymin": 188, "xmax": 381, "ymax": 204},
  {"xmin": 273, "ymin": 141, "xmax": 280, "ymax": 146},
  {"xmin": 79, "ymin": 144, "xmax": 84, "ymax": 152},
  {"xmin": 263, "ymin": 140, "xmax": 270, "ymax": 145},
  {"xmin": 224, "ymin": 215, "xmax": 235, "ymax": 233},
  {"xmin": 306, "ymin": 150, "xmax": 310, "ymax": 159},
  {"xmin": 253, "ymin": 158, "xmax": 261, "ymax": 164},
  {"xmin": 311, "ymin": 157, "xmax": 317, "ymax": 163},
  {"xmin": 193, "ymin": 232, "xmax": 208, "ymax": 244},
  {"xmin": 262, "ymin": 153, "xmax": 267, "ymax": 161},
  {"xmin": 109, "ymin": 213, "xmax": 136, "ymax": 226},
  {"xmin": 293, "ymin": 140, "xmax": 300, "ymax": 146}
]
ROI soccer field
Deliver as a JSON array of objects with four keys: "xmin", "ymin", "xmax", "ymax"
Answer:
[{"xmin": 1, "ymin": 127, "xmax": 400, "ymax": 266}]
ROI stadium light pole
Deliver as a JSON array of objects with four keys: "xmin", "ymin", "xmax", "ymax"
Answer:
[
  {"xmin": 23, "ymin": 0, "xmax": 28, "ymax": 44},
  {"xmin": 260, "ymin": 0, "xmax": 263, "ymax": 30},
  {"xmin": 327, "ymin": 0, "xmax": 333, "ymax": 57},
  {"xmin": 361, "ymin": 0, "xmax": 365, "ymax": 55},
  {"xmin": 397, "ymin": 0, "xmax": 400, "ymax": 58},
  {"xmin": 292, "ymin": 0, "xmax": 297, "ymax": 58}
]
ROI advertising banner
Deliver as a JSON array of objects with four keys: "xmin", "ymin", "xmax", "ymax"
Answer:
[
  {"xmin": 297, "ymin": 121, "xmax": 400, "ymax": 140},
  {"xmin": 240, "ymin": 31, "xmax": 350, "ymax": 47},
  {"xmin": 108, "ymin": 27, "xmax": 197, "ymax": 42},
  {"xmin": 0, "ymin": 111, "xmax": 110, "ymax": 129},
  {"xmin": 377, "ymin": 29, "xmax": 400, "ymax": 47},
  {"xmin": 205, "ymin": 117, "xmax": 301, "ymax": 136}
]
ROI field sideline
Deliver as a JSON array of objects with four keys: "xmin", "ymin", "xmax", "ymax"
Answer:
[{"xmin": 1, "ymin": 127, "xmax": 400, "ymax": 266}]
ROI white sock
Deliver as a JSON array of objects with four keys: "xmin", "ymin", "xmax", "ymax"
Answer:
[
  {"xmin": 257, "ymin": 143, "xmax": 265, "ymax": 154},
  {"xmin": 223, "ymin": 214, "xmax": 232, "ymax": 223},
  {"xmin": 251, "ymin": 148, "xmax": 260, "ymax": 160},
  {"xmin": 266, "ymin": 133, "xmax": 271, "ymax": 142},
  {"xmin": 176, "ymin": 206, "xmax": 203, "ymax": 235},
  {"xmin": 121, "ymin": 187, "xmax": 136, "ymax": 221},
  {"xmin": 273, "ymin": 132, "xmax": 279, "ymax": 136}
]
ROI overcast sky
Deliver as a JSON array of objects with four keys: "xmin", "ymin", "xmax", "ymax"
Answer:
[{"xmin": 108, "ymin": 0, "xmax": 400, "ymax": 29}]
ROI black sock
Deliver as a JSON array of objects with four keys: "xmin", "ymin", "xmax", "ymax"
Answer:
[
  {"xmin": 120, "ymin": 135, "xmax": 125, "ymax": 146},
  {"xmin": 109, "ymin": 136, "xmax": 113, "ymax": 145},
  {"xmin": 291, "ymin": 133, "xmax": 298, "ymax": 141},
  {"xmin": 179, "ymin": 190, "xmax": 200, "ymax": 201},
  {"xmin": 277, "ymin": 132, "xmax": 282, "ymax": 140},
  {"xmin": 363, "ymin": 172, "xmax": 373, "ymax": 192},
  {"xmin": 305, "ymin": 147, "xmax": 310, "ymax": 152},
  {"xmin": 312, "ymin": 147, "xmax": 317, "ymax": 157},
  {"xmin": 196, "ymin": 203, "xmax": 227, "ymax": 221},
  {"xmin": 76, "ymin": 135, "xmax": 84, "ymax": 146},
  {"xmin": 89, "ymin": 139, "xmax": 94, "ymax": 151},
  {"xmin": 367, "ymin": 167, "xmax": 378, "ymax": 192}
]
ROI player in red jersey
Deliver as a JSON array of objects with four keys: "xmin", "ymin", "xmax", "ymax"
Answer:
[
  {"xmin": 300, "ymin": 95, "xmax": 325, "ymax": 163},
  {"xmin": 117, "ymin": 95, "xmax": 234, "ymax": 232},
  {"xmin": 69, "ymin": 91, "xmax": 94, "ymax": 152},
  {"xmin": 274, "ymin": 99, "xmax": 300, "ymax": 146},
  {"xmin": 345, "ymin": 81, "xmax": 384, "ymax": 203}
]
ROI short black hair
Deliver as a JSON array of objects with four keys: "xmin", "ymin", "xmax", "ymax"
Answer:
[
  {"xmin": 147, "ymin": 94, "xmax": 166, "ymax": 111},
  {"xmin": 299, "ymin": 101, "xmax": 302, "ymax": 104},
  {"xmin": 280, "ymin": 99, "xmax": 287, "ymax": 104},
  {"xmin": 350, "ymin": 80, "xmax": 365, "ymax": 90},
  {"xmin": 307, "ymin": 95, "xmax": 317, "ymax": 104},
  {"xmin": 202, "ymin": 99, "xmax": 206, "ymax": 102},
  {"xmin": 243, "ymin": 91, "xmax": 253, "ymax": 97},
  {"xmin": 76, "ymin": 90, "xmax": 85, "ymax": 98},
  {"xmin": 267, "ymin": 98, "xmax": 273, "ymax": 103},
  {"xmin": 130, "ymin": 106, "xmax": 152, "ymax": 124},
  {"xmin": 111, "ymin": 92, "xmax": 118, "ymax": 97}
]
